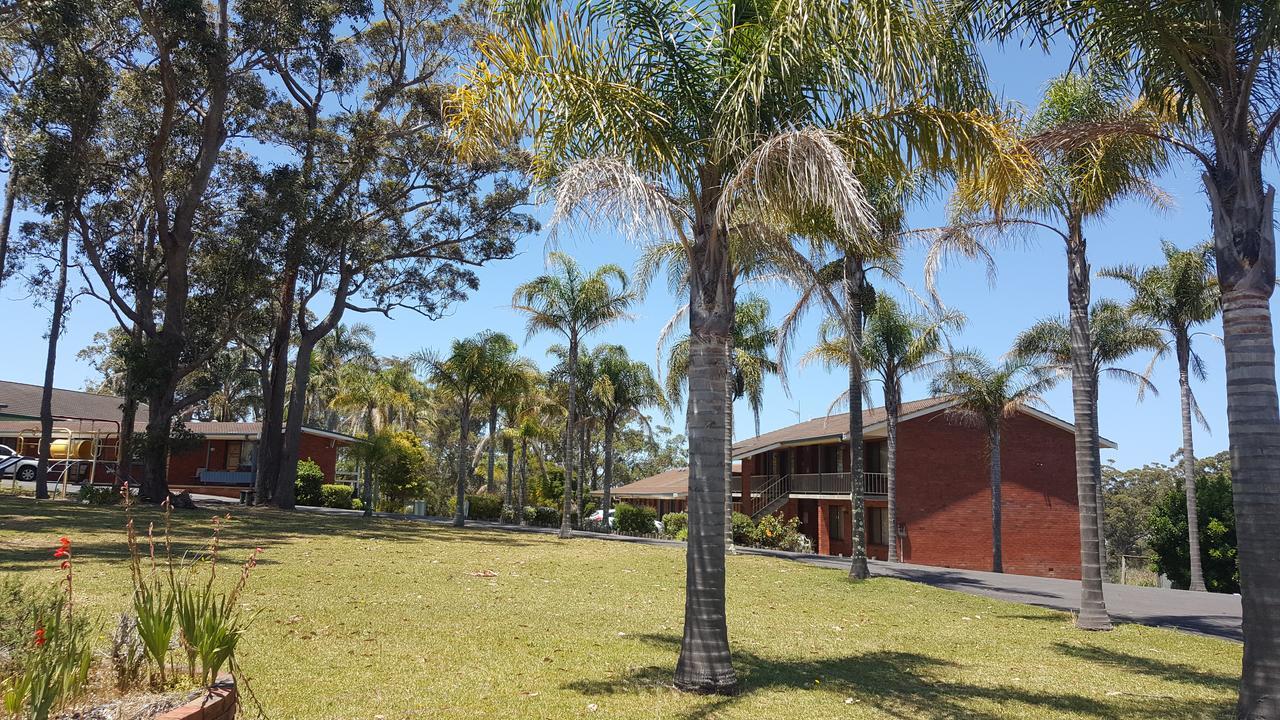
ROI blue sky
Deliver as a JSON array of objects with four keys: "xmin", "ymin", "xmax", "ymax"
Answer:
[{"xmin": 1, "ymin": 41, "xmax": 1274, "ymax": 471}]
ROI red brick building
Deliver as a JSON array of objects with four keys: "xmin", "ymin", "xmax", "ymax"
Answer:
[
  {"xmin": 1, "ymin": 380, "xmax": 354, "ymax": 497},
  {"xmin": 610, "ymin": 396, "xmax": 1109, "ymax": 579}
]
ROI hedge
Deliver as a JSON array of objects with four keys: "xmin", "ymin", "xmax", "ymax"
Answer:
[
  {"xmin": 295, "ymin": 459, "xmax": 325, "ymax": 506},
  {"xmin": 320, "ymin": 484, "xmax": 354, "ymax": 509},
  {"xmin": 615, "ymin": 503, "xmax": 657, "ymax": 536}
]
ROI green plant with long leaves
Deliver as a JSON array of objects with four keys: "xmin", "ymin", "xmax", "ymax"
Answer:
[
  {"xmin": 984, "ymin": 3, "xmax": 1280, "ymax": 706},
  {"xmin": 929, "ymin": 351, "xmax": 1058, "ymax": 573},
  {"xmin": 1101, "ymin": 242, "xmax": 1220, "ymax": 593},
  {"xmin": 928, "ymin": 71, "xmax": 1167, "ymax": 630},
  {"xmin": 805, "ymin": 295, "xmax": 963, "ymax": 564},
  {"xmin": 591, "ymin": 345, "xmax": 664, "ymax": 524},
  {"xmin": 512, "ymin": 253, "xmax": 635, "ymax": 539},
  {"xmin": 450, "ymin": 0, "xmax": 1013, "ymax": 691}
]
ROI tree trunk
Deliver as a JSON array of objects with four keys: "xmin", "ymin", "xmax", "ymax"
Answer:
[
  {"xmin": 673, "ymin": 203, "xmax": 736, "ymax": 694},
  {"xmin": 602, "ymin": 418, "xmax": 616, "ymax": 531},
  {"xmin": 116, "ymin": 388, "xmax": 139, "ymax": 492},
  {"xmin": 884, "ymin": 375, "xmax": 900, "ymax": 563},
  {"xmin": 487, "ymin": 404, "xmax": 498, "ymax": 493},
  {"xmin": 0, "ymin": 159, "xmax": 16, "ymax": 288},
  {"xmin": 255, "ymin": 276, "xmax": 296, "ymax": 505},
  {"xmin": 35, "ymin": 215, "xmax": 71, "ymax": 500},
  {"xmin": 990, "ymin": 424, "xmax": 1003, "ymax": 573},
  {"xmin": 505, "ymin": 440, "xmax": 515, "ymax": 517},
  {"xmin": 140, "ymin": 382, "xmax": 175, "ymax": 502},
  {"xmin": 455, "ymin": 401, "xmax": 471, "ymax": 527},
  {"xmin": 724, "ymin": 332, "xmax": 736, "ymax": 554},
  {"xmin": 559, "ymin": 336, "xmax": 578, "ymax": 539},
  {"xmin": 518, "ymin": 436, "xmax": 529, "ymax": 526},
  {"xmin": 275, "ymin": 335, "xmax": 318, "ymax": 510},
  {"xmin": 1175, "ymin": 332, "xmax": 1206, "ymax": 592},
  {"xmin": 845, "ymin": 255, "xmax": 870, "ymax": 580},
  {"xmin": 1091, "ymin": 379, "xmax": 1107, "ymax": 577},
  {"xmin": 1204, "ymin": 151, "xmax": 1280, "ymax": 715},
  {"xmin": 1066, "ymin": 220, "xmax": 1111, "ymax": 631}
]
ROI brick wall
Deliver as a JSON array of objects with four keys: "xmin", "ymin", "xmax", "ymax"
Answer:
[
  {"xmin": 895, "ymin": 409, "xmax": 1081, "ymax": 578},
  {"xmin": 155, "ymin": 675, "xmax": 236, "ymax": 720},
  {"xmin": 166, "ymin": 432, "xmax": 344, "ymax": 487}
]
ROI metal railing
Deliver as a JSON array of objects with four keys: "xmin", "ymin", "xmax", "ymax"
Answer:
[
  {"xmin": 751, "ymin": 473, "xmax": 792, "ymax": 520},
  {"xmin": 759, "ymin": 472, "xmax": 888, "ymax": 497}
]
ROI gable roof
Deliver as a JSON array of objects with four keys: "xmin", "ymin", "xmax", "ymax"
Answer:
[
  {"xmin": 731, "ymin": 396, "xmax": 1115, "ymax": 459},
  {"xmin": 0, "ymin": 379, "xmax": 146, "ymax": 422},
  {"xmin": 598, "ymin": 461, "xmax": 742, "ymax": 499}
]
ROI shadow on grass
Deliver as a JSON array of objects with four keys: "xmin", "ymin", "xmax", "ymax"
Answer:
[
  {"xmin": 0, "ymin": 495, "xmax": 545, "ymax": 570},
  {"xmin": 1053, "ymin": 642, "xmax": 1238, "ymax": 690},
  {"xmin": 565, "ymin": 633, "xmax": 1229, "ymax": 720}
]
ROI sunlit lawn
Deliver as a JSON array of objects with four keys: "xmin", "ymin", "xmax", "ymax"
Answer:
[{"xmin": 0, "ymin": 495, "xmax": 1239, "ymax": 719}]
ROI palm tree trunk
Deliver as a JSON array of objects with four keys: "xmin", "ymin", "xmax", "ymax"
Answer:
[
  {"xmin": 845, "ymin": 255, "xmax": 870, "ymax": 580},
  {"xmin": 559, "ymin": 336, "xmax": 578, "ymax": 539},
  {"xmin": 673, "ymin": 209, "xmax": 736, "ymax": 694},
  {"xmin": 0, "ymin": 156, "xmax": 16, "ymax": 289},
  {"xmin": 36, "ymin": 214, "xmax": 71, "ymax": 500},
  {"xmin": 505, "ymin": 441, "xmax": 516, "ymax": 518},
  {"xmin": 725, "ymin": 335, "xmax": 736, "ymax": 554},
  {"xmin": 1175, "ymin": 332, "xmax": 1206, "ymax": 591},
  {"xmin": 1205, "ymin": 156, "xmax": 1280, "ymax": 715},
  {"xmin": 1065, "ymin": 221, "xmax": 1111, "ymax": 631},
  {"xmin": 602, "ymin": 418, "xmax": 615, "ymax": 531},
  {"xmin": 518, "ymin": 436, "xmax": 529, "ymax": 526},
  {"xmin": 1091, "ymin": 378, "xmax": 1107, "ymax": 577},
  {"xmin": 455, "ymin": 401, "xmax": 471, "ymax": 527},
  {"xmin": 885, "ymin": 375, "xmax": 900, "ymax": 564},
  {"xmin": 487, "ymin": 403, "xmax": 498, "ymax": 494},
  {"xmin": 990, "ymin": 423, "xmax": 1003, "ymax": 573}
]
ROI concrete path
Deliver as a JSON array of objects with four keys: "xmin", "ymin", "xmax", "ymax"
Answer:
[{"xmin": 8, "ymin": 486, "xmax": 1241, "ymax": 641}]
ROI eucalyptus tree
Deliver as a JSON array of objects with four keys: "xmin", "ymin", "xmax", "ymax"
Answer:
[
  {"xmin": 929, "ymin": 351, "xmax": 1057, "ymax": 573},
  {"xmin": 1102, "ymin": 242, "xmax": 1220, "ymax": 592},
  {"xmin": 591, "ymin": 344, "xmax": 664, "ymax": 524},
  {"xmin": 513, "ymin": 252, "xmax": 635, "ymax": 539},
  {"xmin": 929, "ymin": 72, "xmax": 1167, "ymax": 630},
  {"xmin": 239, "ymin": 0, "xmax": 533, "ymax": 510},
  {"xmin": 987, "ymin": 6, "xmax": 1280, "ymax": 703},
  {"xmin": 805, "ymin": 296, "xmax": 962, "ymax": 564},
  {"xmin": 450, "ymin": 0, "xmax": 1007, "ymax": 691},
  {"xmin": 1011, "ymin": 298, "xmax": 1165, "ymax": 566},
  {"xmin": 416, "ymin": 332, "xmax": 517, "ymax": 527}
]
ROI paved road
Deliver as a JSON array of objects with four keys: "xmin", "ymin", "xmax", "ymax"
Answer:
[{"xmin": 8, "ymin": 486, "xmax": 1241, "ymax": 641}]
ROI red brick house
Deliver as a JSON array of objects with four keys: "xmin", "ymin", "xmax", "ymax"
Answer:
[
  {"xmin": 610, "ymin": 396, "xmax": 1110, "ymax": 579},
  {"xmin": 1, "ymin": 380, "xmax": 354, "ymax": 497}
]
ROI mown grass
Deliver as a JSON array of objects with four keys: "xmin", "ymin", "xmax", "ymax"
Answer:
[{"xmin": 0, "ymin": 496, "xmax": 1239, "ymax": 719}]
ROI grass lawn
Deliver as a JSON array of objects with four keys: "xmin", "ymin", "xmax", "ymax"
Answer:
[{"xmin": 0, "ymin": 496, "xmax": 1239, "ymax": 719}]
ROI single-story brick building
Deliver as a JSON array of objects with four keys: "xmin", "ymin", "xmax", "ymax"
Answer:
[
  {"xmin": 608, "ymin": 396, "xmax": 1109, "ymax": 579},
  {"xmin": 0, "ymin": 380, "xmax": 354, "ymax": 497}
]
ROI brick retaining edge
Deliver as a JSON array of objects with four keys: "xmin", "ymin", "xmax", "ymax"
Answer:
[{"xmin": 155, "ymin": 674, "xmax": 236, "ymax": 720}]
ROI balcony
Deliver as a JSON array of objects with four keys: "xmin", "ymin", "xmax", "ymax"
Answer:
[{"xmin": 747, "ymin": 472, "xmax": 888, "ymax": 497}]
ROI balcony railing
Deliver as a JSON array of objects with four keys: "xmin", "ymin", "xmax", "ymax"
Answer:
[{"xmin": 757, "ymin": 472, "xmax": 887, "ymax": 497}]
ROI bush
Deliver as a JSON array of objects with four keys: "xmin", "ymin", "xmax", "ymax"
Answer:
[
  {"xmin": 526, "ymin": 506, "xmax": 560, "ymax": 527},
  {"xmin": 582, "ymin": 501, "xmax": 598, "ymax": 518},
  {"xmin": 751, "ymin": 514, "xmax": 810, "ymax": 552},
  {"xmin": 731, "ymin": 512, "xmax": 755, "ymax": 546},
  {"xmin": 351, "ymin": 498, "xmax": 364, "ymax": 512},
  {"xmin": 615, "ymin": 503, "xmax": 657, "ymax": 536},
  {"xmin": 1148, "ymin": 454, "xmax": 1238, "ymax": 592},
  {"xmin": 295, "ymin": 459, "xmax": 325, "ymax": 506},
  {"xmin": 466, "ymin": 494, "xmax": 503, "ymax": 521},
  {"xmin": 675, "ymin": 528, "xmax": 688, "ymax": 542},
  {"xmin": 77, "ymin": 484, "xmax": 120, "ymax": 506},
  {"xmin": 662, "ymin": 512, "xmax": 688, "ymax": 537},
  {"xmin": 320, "ymin": 484, "xmax": 354, "ymax": 510}
]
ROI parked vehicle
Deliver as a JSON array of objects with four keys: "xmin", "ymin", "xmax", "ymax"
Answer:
[{"xmin": 0, "ymin": 444, "xmax": 38, "ymax": 482}]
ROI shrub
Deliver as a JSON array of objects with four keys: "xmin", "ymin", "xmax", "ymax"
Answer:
[
  {"xmin": 1148, "ymin": 455, "xmax": 1238, "ymax": 592},
  {"xmin": 731, "ymin": 512, "xmax": 755, "ymax": 546},
  {"xmin": 675, "ymin": 528, "xmax": 688, "ymax": 542},
  {"xmin": 528, "ymin": 506, "xmax": 560, "ymax": 527},
  {"xmin": 615, "ymin": 503, "xmax": 657, "ymax": 536},
  {"xmin": 295, "ymin": 459, "xmax": 325, "ymax": 506},
  {"xmin": 662, "ymin": 512, "xmax": 688, "ymax": 537},
  {"xmin": 751, "ymin": 514, "xmax": 810, "ymax": 552},
  {"xmin": 466, "ymin": 494, "xmax": 503, "ymax": 521},
  {"xmin": 351, "ymin": 498, "xmax": 365, "ymax": 512},
  {"xmin": 320, "ymin": 484, "xmax": 354, "ymax": 510},
  {"xmin": 77, "ymin": 484, "xmax": 120, "ymax": 506},
  {"xmin": 582, "ymin": 501, "xmax": 598, "ymax": 518}
]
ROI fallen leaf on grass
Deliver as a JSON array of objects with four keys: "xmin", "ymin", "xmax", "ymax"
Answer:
[{"xmin": 469, "ymin": 570, "xmax": 498, "ymax": 577}]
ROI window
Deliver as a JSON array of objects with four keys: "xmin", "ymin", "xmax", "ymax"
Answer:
[
  {"xmin": 864, "ymin": 442, "xmax": 887, "ymax": 474},
  {"xmin": 821, "ymin": 444, "xmax": 838, "ymax": 473},
  {"xmin": 867, "ymin": 507, "xmax": 887, "ymax": 545},
  {"xmin": 829, "ymin": 505, "xmax": 845, "ymax": 540}
]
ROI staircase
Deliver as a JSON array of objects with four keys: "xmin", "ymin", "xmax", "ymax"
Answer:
[{"xmin": 751, "ymin": 473, "xmax": 792, "ymax": 521}]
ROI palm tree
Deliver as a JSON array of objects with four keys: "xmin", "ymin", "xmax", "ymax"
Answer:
[
  {"xmin": 415, "ymin": 332, "xmax": 516, "ymax": 527},
  {"xmin": 451, "ymin": 0, "xmax": 1003, "ymax": 691},
  {"xmin": 308, "ymin": 323, "xmax": 376, "ymax": 430},
  {"xmin": 1011, "ymin": 299, "xmax": 1165, "ymax": 568},
  {"xmin": 929, "ymin": 351, "xmax": 1057, "ymax": 573},
  {"xmin": 929, "ymin": 72, "xmax": 1166, "ymax": 630},
  {"xmin": 1101, "ymin": 242, "xmax": 1220, "ymax": 592},
  {"xmin": 513, "ymin": 252, "xmax": 636, "ymax": 539},
  {"xmin": 805, "ymin": 296, "xmax": 963, "ymax": 564},
  {"xmin": 591, "ymin": 345, "xmax": 664, "ymax": 525},
  {"xmin": 480, "ymin": 347, "xmax": 539, "ymax": 495},
  {"xmin": 989, "ymin": 7, "xmax": 1279, "ymax": 702}
]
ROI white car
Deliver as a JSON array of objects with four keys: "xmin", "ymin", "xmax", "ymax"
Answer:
[
  {"xmin": 585, "ymin": 508, "xmax": 663, "ymax": 534},
  {"xmin": 0, "ymin": 444, "xmax": 39, "ymax": 482}
]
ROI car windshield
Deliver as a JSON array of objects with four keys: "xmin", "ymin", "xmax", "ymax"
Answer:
[{"xmin": 0, "ymin": 445, "xmax": 12, "ymax": 456}]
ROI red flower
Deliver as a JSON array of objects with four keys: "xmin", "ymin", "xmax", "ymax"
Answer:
[
  {"xmin": 60, "ymin": 560, "xmax": 70, "ymax": 570},
  {"xmin": 54, "ymin": 547, "xmax": 68, "ymax": 558},
  {"xmin": 58, "ymin": 537, "xmax": 70, "ymax": 547},
  {"xmin": 34, "ymin": 628, "xmax": 45, "ymax": 647}
]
